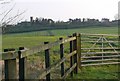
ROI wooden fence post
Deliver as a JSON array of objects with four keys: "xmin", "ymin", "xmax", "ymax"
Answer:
[
  {"xmin": 44, "ymin": 42, "xmax": 50, "ymax": 81},
  {"xmin": 76, "ymin": 33, "xmax": 81, "ymax": 69},
  {"xmin": 18, "ymin": 47, "xmax": 27, "ymax": 80},
  {"xmin": 118, "ymin": 35, "xmax": 120, "ymax": 49},
  {"xmin": 4, "ymin": 48, "xmax": 17, "ymax": 80},
  {"xmin": 68, "ymin": 36, "xmax": 73, "ymax": 77},
  {"xmin": 73, "ymin": 33, "xmax": 78, "ymax": 74},
  {"xmin": 59, "ymin": 37, "xmax": 64, "ymax": 77}
]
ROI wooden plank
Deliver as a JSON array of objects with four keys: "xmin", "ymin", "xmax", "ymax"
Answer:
[
  {"xmin": 4, "ymin": 49, "xmax": 9, "ymax": 79},
  {"xmin": 81, "ymin": 33, "xmax": 119, "ymax": 37},
  {"xmin": 81, "ymin": 62, "xmax": 120, "ymax": 66},
  {"xmin": 81, "ymin": 52, "xmax": 120, "ymax": 55},
  {"xmin": 81, "ymin": 41, "xmax": 119, "ymax": 43},
  {"xmin": 5, "ymin": 59, "xmax": 17, "ymax": 79},
  {"xmin": 76, "ymin": 33, "xmax": 81, "ymax": 68},
  {"xmin": 73, "ymin": 33, "xmax": 78, "ymax": 74},
  {"xmin": 68, "ymin": 36, "xmax": 73, "ymax": 77},
  {"xmin": 18, "ymin": 47, "xmax": 27, "ymax": 80},
  {"xmin": 29, "ymin": 37, "xmax": 76, "ymax": 52},
  {"xmin": 4, "ymin": 49, "xmax": 17, "ymax": 79},
  {"xmin": 4, "ymin": 60, "xmax": 8, "ymax": 79},
  {"xmin": 2, "ymin": 51, "xmax": 18, "ymax": 60},
  {"xmin": 59, "ymin": 38, "xmax": 64, "ymax": 77},
  {"xmin": 81, "ymin": 48, "xmax": 120, "ymax": 50},
  {"xmin": 62, "ymin": 63, "xmax": 77, "ymax": 79},
  {"xmin": 81, "ymin": 55, "xmax": 120, "ymax": 59},
  {"xmin": 44, "ymin": 42, "xmax": 50, "ymax": 81},
  {"xmin": 62, "ymin": 37, "xmax": 76, "ymax": 44},
  {"xmin": 38, "ymin": 50, "xmax": 76, "ymax": 79},
  {"xmin": 81, "ymin": 59, "xmax": 120, "ymax": 63}
]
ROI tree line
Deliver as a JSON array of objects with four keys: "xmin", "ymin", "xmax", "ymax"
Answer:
[{"xmin": 4, "ymin": 17, "xmax": 118, "ymax": 34}]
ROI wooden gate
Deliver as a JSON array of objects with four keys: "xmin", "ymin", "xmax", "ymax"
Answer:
[{"xmin": 81, "ymin": 33, "xmax": 120, "ymax": 66}]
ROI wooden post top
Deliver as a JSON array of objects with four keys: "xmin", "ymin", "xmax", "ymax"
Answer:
[
  {"xmin": 59, "ymin": 37, "xmax": 63, "ymax": 40},
  {"xmin": 44, "ymin": 42, "xmax": 49, "ymax": 44}
]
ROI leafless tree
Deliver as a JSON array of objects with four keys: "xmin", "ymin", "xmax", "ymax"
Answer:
[{"xmin": 0, "ymin": 0, "xmax": 25, "ymax": 34}]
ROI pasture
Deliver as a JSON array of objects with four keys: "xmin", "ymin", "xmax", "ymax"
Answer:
[
  {"xmin": 1, "ymin": 26, "xmax": 119, "ymax": 79},
  {"xmin": 2, "ymin": 26, "xmax": 118, "ymax": 50}
]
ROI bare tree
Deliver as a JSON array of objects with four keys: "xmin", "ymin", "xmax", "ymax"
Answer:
[{"xmin": 0, "ymin": 0, "xmax": 25, "ymax": 34}]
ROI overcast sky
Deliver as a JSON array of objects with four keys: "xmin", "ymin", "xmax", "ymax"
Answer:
[{"xmin": 1, "ymin": 0, "xmax": 120, "ymax": 21}]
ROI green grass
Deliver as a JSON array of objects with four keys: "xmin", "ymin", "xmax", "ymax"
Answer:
[
  {"xmin": 4, "ymin": 26, "xmax": 118, "ymax": 36},
  {"xmin": 2, "ymin": 36, "xmax": 62, "ymax": 50},
  {"xmin": 70, "ymin": 65, "xmax": 119, "ymax": 79},
  {"xmin": 1, "ymin": 26, "xmax": 119, "ymax": 79},
  {"xmin": 50, "ymin": 26, "xmax": 118, "ymax": 35},
  {"xmin": 2, "ymin": 26, "xmax": 118, "ymax": 50}
]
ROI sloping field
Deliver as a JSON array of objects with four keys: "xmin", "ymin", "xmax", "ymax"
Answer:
[
  {"xmin": 2, "ymin": 26, "xmax": 118, "ymax": 49},
  {"xmin": 1, "ymin": 26, "xmax": 119, "ymax": 79}
]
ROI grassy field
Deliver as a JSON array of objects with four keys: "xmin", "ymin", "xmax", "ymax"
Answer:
[
  {"xmin": 4, "ymin": 26, "xmax": 118, "ymax": 37},
  {"xmin": 2, "ymin": 26, "xmax": 118, "ymax": 50},
  {"xmin": 2, "ymin": 36, "xmax": 60, "ymax": 50},
  {"xmin": 69, "ymin": 65, "xmax": 119, "ymax": 79},
  {"xmin": 2, "ymin": 26, "xmax": 119, "ymax": 79}
]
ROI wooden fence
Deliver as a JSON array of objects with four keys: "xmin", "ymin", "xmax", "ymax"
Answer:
[
  {"xmin": 1, "ymin": 33, "xmax": 120, "ymax": 80},
  {"xmin": 1, "ymin": 33, "xmax": 81, "ymax": 80}
]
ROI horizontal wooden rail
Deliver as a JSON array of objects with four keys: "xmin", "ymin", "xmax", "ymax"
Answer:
[
  {"xmin": 81, "ymin": 41, "xmax": 120, "ymax": 43},
  {"xmin": 38, "ymin": 50, "xmax": 76, "ymax": 79},
  {"xmin": 20, "ymin": 37, "xmax": 76, "ymax": 58},
  {"xmin": 1, "ymin": 51, "xmax": 18, "ymax": 60},
  {"xmin": 81, "ymin": 52, "xmax": 120, "ymax": 55},
  {"xmin": 81, "ymin": 62, "xmax": 120, "ymax": 66},
  {"xmin": 81, "ymin": 33, "xmax": 120, "ymax": 36},
  {"xmin": 81, "ymin": 48, "xmax": 120, "ymax": 50},
  {"xmin": 81, "ymin": 55, "xmax": 120, "ymax": 59},
  {"xmin": 81, "ymin": 59, "xmax": 120, "ymax": 63},
  {"xmin": 62, "ymin": 63, "xmax": 77, "ymax": 79}
]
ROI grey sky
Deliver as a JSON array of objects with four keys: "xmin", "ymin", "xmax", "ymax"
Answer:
[{"xmin": 2, "ymin": 0, "xmax": 120, "ymax": 21}]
